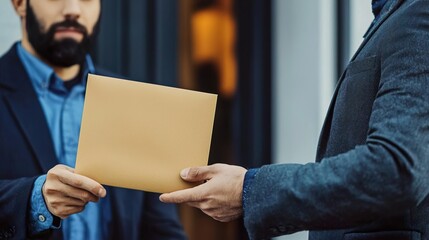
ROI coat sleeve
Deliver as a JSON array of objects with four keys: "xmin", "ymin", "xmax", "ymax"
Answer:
[
  {"xmin": 0, "ymin": 177, "xmax": 38, "ymax": 239},
  {"xmin": 243, "ymin": 1, "xmax": 429, "ymax": 239}
]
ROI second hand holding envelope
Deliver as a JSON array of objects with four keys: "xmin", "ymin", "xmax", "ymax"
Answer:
[{"xmin": 75, "ymin": 74, "xmax": 217, "ymax": 193}]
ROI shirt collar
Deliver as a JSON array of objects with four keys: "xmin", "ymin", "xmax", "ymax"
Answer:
[{"xmin": 16, "ymin": 42, "xmax": 95, "ymax": 94}]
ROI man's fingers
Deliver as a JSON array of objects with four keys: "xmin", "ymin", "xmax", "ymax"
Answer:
[
  {"xmin": 186, "ymin": 201, "xmax": 203, "ymax": 209},
  {"xmin": 62, "ymin": 165, "xmax": 75, "ymax": 173},
  {"xmin": 56, "ymin": 205, "xmax": 85, "ymax": 219},
  {"xmin": 159, "ymin": 189, "xmax": 195, "ymax": 203},
  {"xmin": 159, "ymin": 186, "xmax": 205, "ymax": 203},
  {"xmin": 45, "ymin": 180, "xmax": 99, "ymax": 203},
  {"xmin": 56, "ymin": 169, "xmax": 106, "ymax": 198},
  {"xmin": 63, "ymin": 196, "xmax": 88, "ymax": 206},
  {"xmin": 62, "ymin": 184, "xmax": 99, "ymax": 203},
  {"xmin": 181, "ymin": 165, "xmax": 216, "ymax": 182}
]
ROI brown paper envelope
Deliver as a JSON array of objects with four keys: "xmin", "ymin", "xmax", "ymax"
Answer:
[{"xmin": 75, "ymin": 74, "xmax": 217, "ymax": 193}]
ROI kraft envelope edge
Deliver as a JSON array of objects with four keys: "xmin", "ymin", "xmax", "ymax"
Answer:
[{"xmin": 75, "ymin": 74, "xmax": 217, "ymax": 193}]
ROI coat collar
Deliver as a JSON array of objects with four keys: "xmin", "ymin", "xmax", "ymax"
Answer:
[
  {"xmin": 359, "ymin": 0, "xmax": 404, "ymax": 59},
  {"xmin": 0, "ymin": 43, "xmax": 58, "ymax": 172},
  {"xmin": 316, "ymin": 0, "xmax": 404, "ymax": 161}
]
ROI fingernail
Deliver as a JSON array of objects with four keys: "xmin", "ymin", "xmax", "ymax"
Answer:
[
  {"xmin": 180, "ymin": 168, "xmax": 189, "ymax": 178},
  {"xmin": 98, "ymin": 187, "xmax": 106, "ymax": 197}
]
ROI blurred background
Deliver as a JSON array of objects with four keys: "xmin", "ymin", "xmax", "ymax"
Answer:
[{"xmin": 0, "ymin": 0, "xmax": 373, "ymax": 239}]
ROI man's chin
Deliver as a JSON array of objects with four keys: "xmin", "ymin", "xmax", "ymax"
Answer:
[{"xmin": 43, "ymin": 41, "xmax": 87, "ymax": 67}]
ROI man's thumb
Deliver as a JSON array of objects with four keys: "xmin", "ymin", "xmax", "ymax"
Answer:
[{"xmin": 180, "ymin": 166, "xmax": 211, "ymax": 182}]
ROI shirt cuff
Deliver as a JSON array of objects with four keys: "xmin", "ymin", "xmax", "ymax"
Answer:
[
  {"xmin": 29, "ymin": 175, "xmax": 60, "ymax": 235},
  {"xmin": 242, "ymin": 168, "xmax": 259, "ymax": 212}
]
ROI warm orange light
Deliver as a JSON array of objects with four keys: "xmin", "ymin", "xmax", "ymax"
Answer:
[{"xmin": 191, "ymin": 0, "xmax": 237, "ymax": 97}]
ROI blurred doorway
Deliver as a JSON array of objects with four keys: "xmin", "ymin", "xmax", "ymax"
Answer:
[
  {"xmin": 179, "ymin": 1, "xmax": 243, "ymax": 239},
  {"xmin": 178, "ymin": 0, "xmax": 272, "ymax": 239}
]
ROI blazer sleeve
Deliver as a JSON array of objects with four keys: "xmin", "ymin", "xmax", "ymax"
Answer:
[
  {"xmin": 140, "ymin": 192, "xmax": 187, "ymax": 240},
  {"xmin": 0, "ymin": 177, "xmax": 37, "ymax": 239},
  {"xmin": 243, "ymin": 1, "xmax": 429, "ymax": 239}
]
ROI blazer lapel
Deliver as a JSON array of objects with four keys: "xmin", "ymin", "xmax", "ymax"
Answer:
[
  {"xmin": 316, "ymin": 0, "xmax": 403, "ymax": 161},
  {"xmin": 108, "ymin": 187, "xmax": 144, "ymax": 238},
  {"xmin": 0, "ymin": 44, "xmax": 58, "ymax": 172},
  {"xmin": 353, "ymin": 0, "xmax": 403, "ymax": 62}
]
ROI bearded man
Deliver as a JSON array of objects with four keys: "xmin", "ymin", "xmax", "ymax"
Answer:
[{"xmin": 0, "ymin": 0, "xmax": 187, "ymax": 239}]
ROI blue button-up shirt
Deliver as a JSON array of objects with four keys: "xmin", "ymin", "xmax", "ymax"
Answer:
[{"xmin": 17, "ymin": 43, "xmax": 109, "ymax": 240}]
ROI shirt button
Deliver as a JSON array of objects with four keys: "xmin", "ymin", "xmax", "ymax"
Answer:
[{"xmin": 38, "ymin": 215, "xmax": 46, "ymax": 222}]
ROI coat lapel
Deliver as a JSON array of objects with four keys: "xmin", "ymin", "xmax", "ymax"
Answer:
[
  {"xmin": 108, "ymin": 187, "xmax": 144, "ymax": 238},
  {"xmin": 0, "ymin": 44, "xmax": 58, "ymax": 172},
  {"xmin": 316, "ymin": 0, "xmax": 403, "ymax": 161},
  {"xmin": 353, "ymin": 0, "xmax": 403, "ymax": 62}
]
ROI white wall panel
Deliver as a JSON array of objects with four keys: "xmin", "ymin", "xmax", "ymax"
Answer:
[
  {"xmin": 0, "ymin": 1, "xmax": 20, "ymax": 55},
  {"xmin": 272, "ymin": 0, "xmax": 335, "ymax": 239}
]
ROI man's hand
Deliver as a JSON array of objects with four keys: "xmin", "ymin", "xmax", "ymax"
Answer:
[
  {"xmin": 42, "ymin": 164, "xmax": 106, "ymax": 219},
  {"xmin": 160, "ymin": 163, "xmax": 247, "ymax": 222}
]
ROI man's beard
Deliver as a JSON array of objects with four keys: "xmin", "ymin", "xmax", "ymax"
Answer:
[{"xmin": 25, "ymin": 3, "xmax": 99, "ymax": 67}]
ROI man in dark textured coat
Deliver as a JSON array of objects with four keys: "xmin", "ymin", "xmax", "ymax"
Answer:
[
  {"xmin": 0, "ymin": 0, "xmax": 186, "ymax": 239},
  {"xmin": 161, "ymin": 0, "xmax": 429, "ymax": 239}
]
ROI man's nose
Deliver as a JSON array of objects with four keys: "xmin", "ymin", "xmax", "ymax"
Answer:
[{"xmin": 62, "ymin": 0, "xmax": 81, "ymax": 21}]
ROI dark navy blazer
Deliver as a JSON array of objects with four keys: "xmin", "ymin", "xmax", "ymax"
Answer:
[
  {"xmin": 244, "ymin": 0, "xmax": 429, "ymax": 239},
  {"xmin": 0, "ymin": 44, "xmax": 187, "ymax": 240}
]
